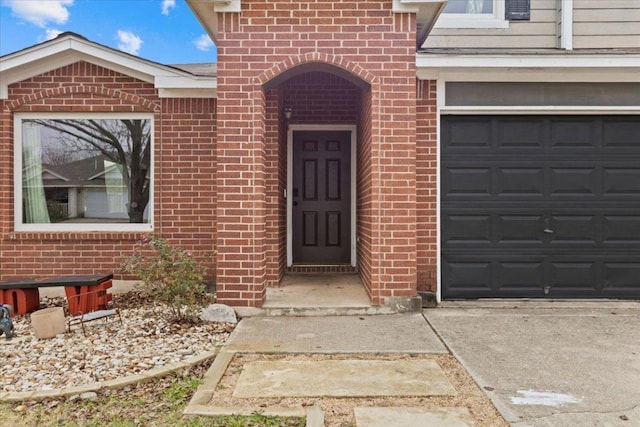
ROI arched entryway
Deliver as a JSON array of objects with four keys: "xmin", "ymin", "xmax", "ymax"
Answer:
[{"xmin": 261, "ymin": 60, "xmax": 374, "ymax": 305}]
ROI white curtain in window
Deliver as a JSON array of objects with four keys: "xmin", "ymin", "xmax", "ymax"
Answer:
[
  {"xmin": 466, "ymin": 0, "xmax": 485, "ymax": 13},
  {"xmin": 104, "ymin": 159, "xmax": 128, "ymax": 217},
  {"xmin": 22, "ymin": 122, "xmax": 51, "ymax": 223}
]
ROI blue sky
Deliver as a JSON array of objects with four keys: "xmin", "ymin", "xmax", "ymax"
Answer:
[{"xmin": 0, "ymin": 0, "xmax": 217, "ymax": 64}]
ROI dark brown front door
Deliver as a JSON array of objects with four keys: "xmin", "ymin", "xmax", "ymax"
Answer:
[{"xmin": 292, "ymin": 130, "xmax": 351, "ymax": 263}]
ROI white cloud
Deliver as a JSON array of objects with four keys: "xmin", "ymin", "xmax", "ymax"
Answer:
[
  {"xmin": 5, "ymin": 0, "xmax": 73, "ymax": 28},
  {"xmin": 38, "ymin": 28, "xmax": 63, "ymax": 42},
  {"xmin": 117, "ymin": 30, "xmax": 143, "ymax": 55},
  {"xmin": 161, "ymin": 0, "xmax": 175, "ymax": 15},
  {"xmin": 193, "ymin": 34, "xmax": 214, "ymax": 51}
]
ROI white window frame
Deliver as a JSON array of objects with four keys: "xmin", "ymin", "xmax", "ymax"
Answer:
[
  {"xmin": 435, "ymin": 0, "xmax": 508, "ymax": 29},
  {"xmin": 14, "ymin": 112, "xmax": 154, "ymax": 232}
]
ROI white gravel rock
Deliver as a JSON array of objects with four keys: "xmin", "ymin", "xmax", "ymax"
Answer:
[{"xmin": 0, "ymin": 298, "xmax": 233, "ymax": 392}]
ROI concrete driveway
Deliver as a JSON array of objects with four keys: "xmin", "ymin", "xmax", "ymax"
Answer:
[{"xmin": 424, "ymin": 302, "xmax": 640, "ymax": 427}]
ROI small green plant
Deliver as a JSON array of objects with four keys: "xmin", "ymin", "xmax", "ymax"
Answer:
[
  {"xmin": 164, "ymin": 376, "xmax": 203, "ymax": 409},
  {"xmin": 120, "ymin": 235, "xmax": 211, "ymax": 322}
]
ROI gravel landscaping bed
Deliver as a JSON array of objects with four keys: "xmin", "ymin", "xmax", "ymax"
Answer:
[{"xmin": 0, "ymin": 293, "xmax": 235, "ymax": 393}]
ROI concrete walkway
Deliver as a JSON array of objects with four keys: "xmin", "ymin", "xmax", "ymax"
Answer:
[
  {"xmin": 186, "ymin": 313, "xmax": 474, "ymax": 427},
  {"xmin": 225, "ymin": 313, "xmax": 447, "ymax": 354},
  {"xmin": 425, "ymin": 302, "xmax": 640, "ymax": 427}
]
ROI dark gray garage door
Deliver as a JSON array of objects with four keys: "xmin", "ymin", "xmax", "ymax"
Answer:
[{"xmin": 441, "ymin": 115, "xmax": 640, "ymax": 299}]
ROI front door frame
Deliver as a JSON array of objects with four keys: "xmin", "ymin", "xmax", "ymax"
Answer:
[{"xmin": 287, "ymin": 124, "xmax": 357, "ymax": 267}]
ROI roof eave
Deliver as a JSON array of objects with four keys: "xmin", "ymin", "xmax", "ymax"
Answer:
[
  {"xmin": 392, "ymin": 0, "xmax": 448, "ymax": 48},
  {"xmin": 0, "ymin": 33, "xmax": 217, "ymax": 99}
]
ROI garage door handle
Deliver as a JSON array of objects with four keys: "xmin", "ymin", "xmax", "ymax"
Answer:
[{"xmin": 543, "ymin": 219, "xmax": 554, "ymax": 234}]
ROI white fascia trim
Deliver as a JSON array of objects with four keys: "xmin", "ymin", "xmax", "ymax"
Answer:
[
  {"xmin": 440, "ymin": 106, "xmax": 640, "ymax": 115},
  {"xmin": 417, "ymin": 54, "xmax": 640, "ymax": 71},
  {"xmin": 158, "ymin": 88, "xmax": 218, "ymax": 98},
  {"xmin": 210, "ymin": 0, "xmax": 241, "ymax": 12},
  {"xmin": 1, "ymin": 35, "xmax": 216, "ymax": 99},
  {"xmin": 154, "ymin": 75, "xmax": 217, "ymax": 90},
  {"xmin": 419, "ymin": 68, "xmax": 640, "ymax": 83},
  {"xmin": 393, "ymin": 0, "xmax": 447, "ymax": 13},
  {"xmin": 417, "ymin": 54, "xmax": 640, "ymax": 82}
]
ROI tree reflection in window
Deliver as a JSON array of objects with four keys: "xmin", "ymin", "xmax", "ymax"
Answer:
[{"xmin": 22, "ymin": 118, "xmax": 151, "ymax": 224}]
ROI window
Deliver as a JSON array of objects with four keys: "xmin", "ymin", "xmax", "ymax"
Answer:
[
  {"xmin": 436, "ymin": 0, "xmax": 508, "ymax": 28},
  {"xmin": 15, "ymin": 113, "xmax": 153, "ymax": 231}
]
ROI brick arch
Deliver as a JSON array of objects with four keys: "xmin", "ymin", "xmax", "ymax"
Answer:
[
  {"xmin": 7, "ymin": 85, "xmax": 160, "ymax": 112},
  {"xmin": 257, "ymin": 52, "xmax": 376, "ymax": 89}
]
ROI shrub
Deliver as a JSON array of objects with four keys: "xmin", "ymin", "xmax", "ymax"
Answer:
[{"xmin": 121, "ymin": 235, "xmax": 210, "ymax": 322}]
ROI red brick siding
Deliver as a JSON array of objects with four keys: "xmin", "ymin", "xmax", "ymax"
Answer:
[
  {"xmin": 357, "ymin": 90, "xmax": 374, "ymax": 300},
  {"xmin": 215, "ymin": 0, "xmax": 419, "ymax": 306},
  {"xmin": 0, "ymin": 62, "xmax": 217, "ymax": 281},
  {"xmin": 157, "ymin": 97, "xmax": 217, "ymax": 279},
  {"xmin": 281, "ymin": 72, "xmax": 360, "ymax": 125},
  {"xmin": 264, "ymin": 89, "xmax": 282, "ymax": 286},
  {"xmin": 416, "ymin": 80, "xmax": 438, "ymax": 292}
]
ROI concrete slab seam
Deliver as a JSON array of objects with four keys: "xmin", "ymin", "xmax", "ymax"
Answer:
[
  {"xmin": 421, "ymin": 311, "xmax": 454, "ymax": 355},
  {"xmin": 186, "ymin": 349, "xmax": 236, "ymax": 407}
]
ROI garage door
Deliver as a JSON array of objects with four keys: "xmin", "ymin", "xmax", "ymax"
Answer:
[{"xmin": 441, "ymin": 115, "xmax": 640, "ymax": 299}]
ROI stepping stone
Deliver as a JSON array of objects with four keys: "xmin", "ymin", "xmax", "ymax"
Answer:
[
  {"xmin": 232, "ymin": 359, "xmax": 457, "ymax": 398},
  {"xmin": 354, "ymin": 407, "xmax": 474, "ymax": 427}
]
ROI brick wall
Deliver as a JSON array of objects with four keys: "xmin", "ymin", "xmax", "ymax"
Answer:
[
  {"xmin": 215, "ymin": 0, "xmax": 419, "ymax": 305},
  {"xmin": 357, "ymin": 90, "xmax": 374, "ymax": 300},
  {"xmin": 416, "ymin": 79, "xmax": 438, "ymax": 292},
  {"xmin": 0, "ymin": 62, "xmax": 217, "ymax": 280}
]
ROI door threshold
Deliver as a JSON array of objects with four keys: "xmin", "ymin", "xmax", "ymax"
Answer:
[{"xmin": 287, "ymin": 264, "xmax": 357, "ymax": 273}]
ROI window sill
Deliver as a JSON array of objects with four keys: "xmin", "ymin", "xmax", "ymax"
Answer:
[
  {"xmin": 5, "ymin": 231, "xmax": 146, "ymax": 241},
  {"xmin": 13, "ymin": 224, "xmax": 153, "ymax": 233}
]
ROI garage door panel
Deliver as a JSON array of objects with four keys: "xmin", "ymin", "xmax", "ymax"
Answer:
[
  {"xmin": 550, "ymin": 262, "xmax": 599, "ymax": 292},
  {"xmin": 603, "ymin": 118, "xmax": 640, "ymax": 151},
  {"xmin": 497, "ymin": 214, "xmax": 546, "ymax": 245},
  {"xmin": 444, "ymin": 261, "xmax": 493, "ymax": 295},
  {"xmin": 603, "ymin": 215, "xmax": 640, "ymax": 243},
  {"xmin": 604, "ymin": 262, "xmax": 640, "ymax": 294},
  {"xmin": 549, "ymin": 167, "xmax": 598, "ymax": 197},
  {"xmin": 498, "ymin": 262, "xmax": 544, "ymax": 290},
  {"xmin": 443, "ymin": 214, "xmax": 492, "ymax": 245},
  {"xmin": 549, "ymin": 119, "xmax": 599, "ymax": 150},
  {"xmin": 443, "ymin": 118, "xmax": 492, "ymax": 150},
  {"xmin": 497, "ymin": 119, "xmax": 545, "ymax": 149},
  {"xmin": 442, "ymin": 167, "xmax": 492, "ymax": 198},
  {"xmin": 497, "ymin": 168, "xmax": 544, "ymax": 197},
  {"xmin": 549, "ymin": 215, "xmax": 599, "ymax": 245},
  {"xmin": 603, "ymin": 168, "xmax": 640, "ymax": 196},
  {"xmin": 442, "ymin": 115, "xmax": 640, "ymax": 299}
]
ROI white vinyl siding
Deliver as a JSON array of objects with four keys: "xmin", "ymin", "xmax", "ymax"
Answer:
[
  {"xmin": 573, "ymin": 0, "xmax": 640, "ymax": 48},
  {"xmin": 423, "ymin": 0, "xmax": 557, "ymax": 49}
]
